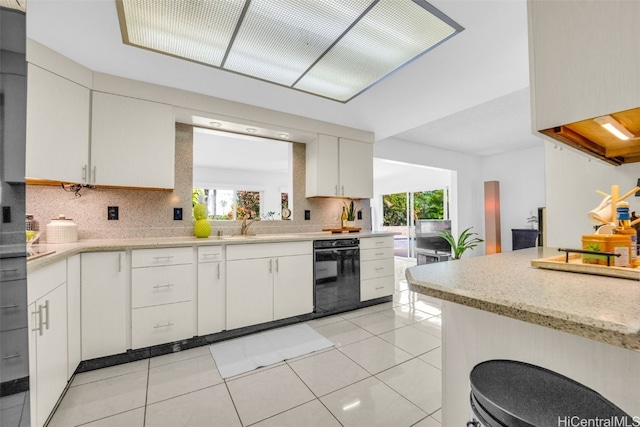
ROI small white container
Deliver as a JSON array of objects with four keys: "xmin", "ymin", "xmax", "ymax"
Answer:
[{"xmin": 46, "ymin": 215, "xmax": 78, "ymax": 243}]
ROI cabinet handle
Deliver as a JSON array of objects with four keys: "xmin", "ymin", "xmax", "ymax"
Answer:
[
  {"xmin": 269, "ymin": 259, "xmax": 273, "ymax": 273},
  {"xmin": 31, "ymin": 305, "xmax": 43, "ymax": 336},
  {"xmin": 92, "ymin": 166, "xmax": 97, "ymax": 183},
  {"xmin": 375, "ymin": 286, "xmax": 385, "ymax": 290},
  {"xmin": 202, "ymin": 253, "xmax": 219, "ymax": 260},
  {"xmin": 217, "ymin": 263, "xmax": 220, "ymax": 280},
  {"xmin": 153, "ymin": 256, "xmax": 174, "ymax": 261},
  {"xmin": 375, "ymin": 267, "xmax": 385, "ymax": 271},
  {"xmin": 375, "ymin": 241, "xmax": 385, "ymax": 244},
  {"xmin": 375, "ymin": 252, "xmax": 385, "ymax": 256},
  {"xmin": 42, "ymin": 300, "xmax": 50, "ymax": 330},
  {"xmin": 1, "ymin": 268, "xmax": 18, "ymax": 273},
  {"xmin": 118, "ymin": 253, "xmax": 122, "ymax": 272},
  {"xmin": 152, "ymin": 283, "xmax": 175, "ymax": 289},
  {"xmin": 2, "ymin": 353, "xmax": 22, "ymax": 360},
  {"xmin": 1, "ymin": 304, "xmax": 19, "ymax": 309},
  {"xmin": 341, "ymin": 185, "xmax": 344, "ymax": 196},
  {"xmin": 275, "ymin": 258, "xmax": 279, "ymax": 273},
  {"xmin": 153, "ymin": 322, "xmax": 174, "ymax": 329},
  {"xmin": 335, "ymin": 185, "xmax": 338, "ymax": 196},
  {"xmin": 82, "ymin": 165, "xmax": 87, "ymax": 182}
]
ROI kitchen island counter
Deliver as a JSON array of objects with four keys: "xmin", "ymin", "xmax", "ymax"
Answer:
[{"xmin": 406, "ymin": 247, "xmax": 640, "ymax": 423}]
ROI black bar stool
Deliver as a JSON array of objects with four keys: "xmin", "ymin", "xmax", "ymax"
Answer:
[{"xmin": 468, "ymin": 360, "xmax": 633, "ymax": 427}]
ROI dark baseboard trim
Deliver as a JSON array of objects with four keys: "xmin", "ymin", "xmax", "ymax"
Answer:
[
  {"xmin": 1, "ymin": 376, "xmax": 29, "ymax": 397},
  {"xmin": 76, "ymin": 296, "xmax": 392, "ymax": 374}
]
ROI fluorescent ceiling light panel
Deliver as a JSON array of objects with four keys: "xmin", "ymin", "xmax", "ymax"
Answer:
[
  {"xmin": 594, "ymin": 115, "xmax": 635, "ymax": 140},
  {"xmin": 117, "ymin": 0, "xmax": 463, "ymax": 102}
]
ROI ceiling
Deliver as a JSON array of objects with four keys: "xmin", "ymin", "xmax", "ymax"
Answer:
[{"xmin": 25, "ymin": 0, "xmax": 544, "ymax": 157}]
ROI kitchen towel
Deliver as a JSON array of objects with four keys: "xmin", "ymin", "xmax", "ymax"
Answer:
[{"xmin": 209, "ymin": 323, "xmax": 333, "ymax": 379}]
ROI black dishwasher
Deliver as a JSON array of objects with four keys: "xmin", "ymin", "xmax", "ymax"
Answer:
[{"xmin": 313, "ymin": 238, "xmax": 360, "ymax": 316}]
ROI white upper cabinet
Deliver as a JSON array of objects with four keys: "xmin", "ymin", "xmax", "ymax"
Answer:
[
  {"xmin": 528, "ymin": 1, "xmax": 640, "ymax": 131},
  {"xmin": 306, "ymin": 134, "xmax": 373, "ymax": 199},
  {"xmin": 26, "ymin": 64, "xmax": 90, "ymax": 183},
  {"xmin": 91, "ymin": 92, "xmax": 175, "ymax": 189}
]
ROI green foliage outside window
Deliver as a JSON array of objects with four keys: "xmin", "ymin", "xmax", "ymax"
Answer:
[{"xmin": 382, "ymin": 189, "xmax": 445, "ymax": 226}]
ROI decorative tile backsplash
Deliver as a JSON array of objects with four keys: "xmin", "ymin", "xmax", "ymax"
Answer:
[{"xmin": 26, "ymin": 124, "xmax": 371, "ymax": 241}]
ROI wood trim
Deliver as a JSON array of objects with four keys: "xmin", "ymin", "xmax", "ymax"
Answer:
[
  {"xmin": 25, "ymin": 178, "xmax": 172, "ymax": 191},
  {"xmin": 539, "ymin": 127, "xmax": 623, "ymax": 166}
]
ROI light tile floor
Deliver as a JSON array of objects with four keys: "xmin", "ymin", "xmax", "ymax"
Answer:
[{"xmin": 46, "ymin": 258, "xmax": 442, "ymax": 427}]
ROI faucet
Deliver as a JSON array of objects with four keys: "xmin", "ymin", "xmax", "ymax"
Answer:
[{"xmin": 241, "ymin": 217, "xmax": 260, "ymax": 235}]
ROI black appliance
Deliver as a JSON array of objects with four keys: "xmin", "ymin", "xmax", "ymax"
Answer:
[
  {"xmin": 415, "ymin": 219, "xmax": 451, "ymax": 265},
  {"xmin": 0, "ymin": 3, "xmax": 30, "ymax": 422},
  {"xmin": 313, "ymin": 238, "xmax": 360, "ymax": 316}
]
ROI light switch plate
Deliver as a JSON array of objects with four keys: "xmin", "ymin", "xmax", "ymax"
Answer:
[
  {"xmin": 107, "ymin": 206, "xmax": 119, "ymax": 220},
  {"xmin": 304, "ymin": 210, "xmax": 311, "ymax": 220},
  {"xmin": 174, "ymin": 207, "xmax": 183, "ymax": 220}
]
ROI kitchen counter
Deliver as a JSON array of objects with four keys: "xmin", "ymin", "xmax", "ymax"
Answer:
[
  {"xmin": 406, "ymin": 247, "xmax": 640, "ymax": 423},
  {"xmin": 406, "ymin": 246, "xmax": 640, "ymax": 351},
  {"xmin": 27, "ymin": 230, "xmax": 396, "ymax": 272}
]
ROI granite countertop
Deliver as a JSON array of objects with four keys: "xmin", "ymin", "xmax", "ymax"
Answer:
[
  {"xmin": 27, "ymin": 230, "xmax": 396, "ymax": 272},
  {"xmin": 406, "ymin": 247, "xmax": 640, "ymax": 352}
]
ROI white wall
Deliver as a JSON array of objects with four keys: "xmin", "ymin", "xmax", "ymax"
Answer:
[
  {"xmin": 480, "ymin": 145, "xmax": 546, "ymax": 251},
  {"xmin": 375, "ymin": 137, "xmax": 484, "ymax": 255},
  {"xmin": 545, "ymin": 141, "xmax": 640, "ymax": 248}
]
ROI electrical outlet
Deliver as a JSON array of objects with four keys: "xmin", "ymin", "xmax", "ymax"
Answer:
[
  {"xmin": 2, "ymin": 206, "xmax": 10, "ymax": 223},
  {"xmin": 174, "ymin": 207, "xmax": 183, "ymax": 220},
  {"xmin": 357, "ymin": 210, "xmax": 363, "ymax": 220},
  {"xmin": 304, "ymin": 210, "xmax": 311, "ymax": 220},
  {"xmin": 107, "ymin": 206, "xmax": 119, "ymax": 220}
]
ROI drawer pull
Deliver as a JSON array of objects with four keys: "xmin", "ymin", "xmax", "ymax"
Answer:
[
  {"xmin": 1, "ymin": 304, "xmax": 19, "ymax": 309},
  {"xmin": 152, "ymin": 283, "xmax": 175, "ymax": 289},
  {"xmin": 375, "ymin": 252, "xmax": 385, "ymax": 256},
  {"xmin": 201, "ymin": 253, "xmax": 219, "ymax": 258},
  {"xmin": 153, "ymin": 256, "xmax": 174, "ymax": 261},
  {"xmin": 375, "ymin": 286, "xmax": 385, "ymax": 290},
  {"xmin": 153, "ymin": 322, "xmax": 174, "ymax": 329},
  {"xmin": 375, "ymin": 241, "xmax": 385, "ymax": 244},
  {"xmin": 375, "ymin": 267, "xmax": 385, "ymax": 271},
  {"xmin": 2, "ymin": 353, "xmax": 22, "ymax": 360},
  {"xmin": 1, "ymin": 268, "xmax": 18, "ymax": 273}
]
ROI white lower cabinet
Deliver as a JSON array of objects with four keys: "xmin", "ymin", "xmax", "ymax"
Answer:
[
  {"xmin": 81, "ymin": 252, "xmax": 127, "ymax": 360},
  {"xmin": 197, "ymin": 246, "xmax": 225, "ymax": 336},
  {"xmin": 28, "ymin": 260, "xmax": 68, "ymax": 427},
  {"xmin": 131, "ymin": 247, "xmax": 195, "ymax": 349},
  {"xmin": 66, "ymin": 254, "xmax": 81, "ymax": 379},
  {"xmin": 360, "ymin": 237, "xmax": 395, "ymax": 301},
  {"xmin": 226, "ymin": 242, "xmax": 313, "ymax": 330}
]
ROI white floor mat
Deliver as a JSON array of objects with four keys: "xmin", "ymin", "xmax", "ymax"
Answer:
[{"xmin": 209, "ymin": 323, "xmax": 334, "ymax": 379}]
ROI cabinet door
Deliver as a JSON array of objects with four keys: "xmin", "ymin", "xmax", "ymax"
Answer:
[
  {"xmin": 66, "ymin": 254, "xmax": 81, "ymax": 379},
  {"xmin": 81, "ymin": 252, "xmax": 127, "ymax": 360},
  {"xmin": 306, "ymin": 134, "xmax": 339, "ymax": 197},
  {"xmin": 339, "ymin": 138, "xmax": 373, "ymax": 199},
  {"xmin": 273, "ymin": 254, "xmax": 313, "ymax": 320},
  {"xmin": 3, "ymin": 73, "xmax": 26, "ymax": 183},
  {"xmin": 30, "ymin": 283, "xmax": 68, "ymax": 427},
  {"xmin": 226, "ymin": 258, "xmax": 273, "ymax": 330},
  {"xmin": 197, "ymin": 261, "xmax": 225, "ymax": 336},
  {"xmin": 26, "ymin": 65, "xmax": 90, "ymax": 183},
  {"xmin": 91, "ymin": 92, "xmax": 175, "ymax": 188}
]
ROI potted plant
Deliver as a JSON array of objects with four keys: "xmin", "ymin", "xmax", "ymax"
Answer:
[
  {"xmin": 439, "ymin": 226, "xmax": 484, "ymax": 260},
  {"xmin": 343, "ymin": 200, "xmax": 360, "ymax": 228}
]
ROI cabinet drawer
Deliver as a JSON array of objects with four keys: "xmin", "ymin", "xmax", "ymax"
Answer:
[
  {"xmin": 132, "ymin": 247, "xmax": 193, "ymax": 268},
  {"xmin": 1, "ymin": 279, "xmax": 28, "ymax": 331},
  {"xmin": 360, "ymin": 247, "xmax": 394, "ymax": 262},
  {"xmin": 1, "ymin": 257, "xmax": 26, "ymax": 282},
  {"xmin": 132, "ymin": 301, "xmax": 195, "ymax": 349},
  {"xmin": 360, "ymin": 236, "xmax": 394, "ymax": 250},
  {"xmin": 1, "ymin": 327, "xmax": 29, "ymax": 381},
  {"xmin": 227, "ymin": 241, "xmax": 312, "ymax": 260},
  {"xmin": 361, "ymin": 258, "xmax": 395, "ymax": 280},
  {"xmin": 361, "ymin": 276, "xmax": 394, "ymax": 301},
  {"xmin": 198, "ymin": 245, "xmax": 223, "ymax": 263},
  {"xmin": 28, "ymin": 260, "xmax": 66, "ymax": 305},
  {"xmin": 132, "ymin": 264, "xmax": 195, "ymax": 308}
]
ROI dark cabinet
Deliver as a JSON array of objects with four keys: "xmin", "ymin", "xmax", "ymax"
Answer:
[{"xmin": 512, "ymin": 229, "xmax": 540, "ymax": 251}]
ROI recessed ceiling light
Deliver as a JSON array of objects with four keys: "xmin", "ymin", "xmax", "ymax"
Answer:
[
  {"xmin": 246, "ymin": 128, "xmax": 258, "ymax": 133},
  {"xmin": 117, "ymin": 0, "xmax": 463, "ymax": 103},
  {"xmin": 209, "ymin": 121, "xmax": 222, "ymax": 128},
  {"xmin": 278, "ymin": 133, "xmax": 289, "ymax": 139}
]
